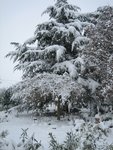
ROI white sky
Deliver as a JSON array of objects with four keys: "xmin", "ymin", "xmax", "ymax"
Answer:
[{"xmin": 0, "ymin": 0, "xmax": 113, "ymax": 88}]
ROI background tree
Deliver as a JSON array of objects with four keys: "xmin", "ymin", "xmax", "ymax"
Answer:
[{"xmin": 82, "ymin": 6, "xmax": 113, "ymax": 110}]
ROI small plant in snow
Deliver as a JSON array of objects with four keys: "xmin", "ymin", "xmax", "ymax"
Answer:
[
  {"xmin": 49, "ymin": 133, "xmax": 64, "ymax": 150},
  {"xmin": 0, "ymin": 130, "xmax": 10, "ymax": 150},
  {"xmin": 22, "ymin": 134, "xmax": 42, "ymax": 150},
  {"xmin": 64, "ymin": 132, "xmax": 78, "ymax": 150},
  {"xmin": 0, "ymin": 130, "xmax": 8, "ymax": 138},
  {"xmin": 19, "ymin": 128, "xmax": 42, "ymax": 150},
  {"xmin": 49, "ymin": 122, "xmax": 113, "ymax": 150},
  {"xmin": 20, "ymin": 128, "xmax": 29, "ymax": 143},
  {"xmin": 108, "ymin": 145, "xmax": 113, "ymax": 150},
  {"xmin": 0, "ymin": 130, "xmax": 42, "ymax": 150}
]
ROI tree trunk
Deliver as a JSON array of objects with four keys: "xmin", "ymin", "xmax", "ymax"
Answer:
[{"xmin": 57, "ymin": 99, "xmax": 61, "ymax": 120}]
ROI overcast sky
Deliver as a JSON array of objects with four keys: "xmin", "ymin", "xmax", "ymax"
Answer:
[{"xmin": 0, "ymin": 0, "xmax": 113, "ymax": 88}]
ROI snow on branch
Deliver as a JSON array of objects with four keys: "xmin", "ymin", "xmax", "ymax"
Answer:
[
  {"xmin": 72, "ymin": 36, "xmax": 90, "ymax": 51},
  {"xmin": 24, "ymin": 36, "xmax": 37, "ymax": 45},
  {"xmin": 42, "ymin": 6, "xmax": 56, "ymax": 18},
  {"xmin": 11, "ymin": 73, "xmax": 84, "ymax": 103},
  {"xmin": 6, "ymin": 43, "xmax": 27, "ymax": 63},
  {"xmin": 67, "ymin": 20, "xmax": 83, "ymax": 32},
  {"xmin": 78, "ymin": 77, "xmax": 100, "ymax": 93},
  {"xmin": 44, "ymin": 45, "xmax": 66, "ymax": 62},
  {"xmin": 53, "ymin": 60, "xmax": 78, "ymax": 78}
]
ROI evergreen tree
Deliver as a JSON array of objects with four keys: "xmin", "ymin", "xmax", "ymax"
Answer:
[
  {"xmin": 6, "ymin": 0, "xmax": 90, "ymax": 79},
  {"xmin": 6, "ymin": 0, "xmax": 92, "ymax": 113},
  {"xmin": 5, "ymin": 1, "xmax": 113, "ymax": 117}
]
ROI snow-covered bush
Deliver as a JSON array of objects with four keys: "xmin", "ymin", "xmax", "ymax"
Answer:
[
  {"xmin": 49, "ymin": 133, "xmax": 64, "ymax": 150},
  {"xmin": 0, "ymin": 87, "xmax": 16, "ymax": 111},
  {"xmin": 10, "ymin": 73, "xmax": 85, "ymax": 116},
  {"xmin": 0, "ymin": 130, "xmax": 8, "ymax": 138},
  {"xmin": 64, "ymin": 132, "xmax": 78, "ymax": 150},
  {"xmin": 0, "ymin": 129, "xmax": 42, "ymax": 150},
  {"xmin": 19, "ymin": 134, "xmax": 42, "ymax": 150},
  {"xmin": 49, "ymin": 122, "xmax": 113, "ymax": 150}
]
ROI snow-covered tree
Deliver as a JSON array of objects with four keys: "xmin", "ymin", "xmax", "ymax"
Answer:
[
  {"xmin": 6, "ymin": 0, "xmax": 93, "ymax": 115},
  {"xmin": 6, "ymin": 0, "xmax": 90, "ymax": 79},
  {"xmin": 82, "ymin": 6, "xmax": 113, "ymax": 109},
  {"xmin": 8, "ymin": 1, "xmax": 113, "ymax": 118}
]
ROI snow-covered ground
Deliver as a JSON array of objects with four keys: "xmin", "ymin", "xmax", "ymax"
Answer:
[
  {"xmin": 0, "ymin": 107, "xmax": 113, "ymax": 150},
  {"xmin": 0, "ymin": 108, "xmax": 83, "ymax": 149}
]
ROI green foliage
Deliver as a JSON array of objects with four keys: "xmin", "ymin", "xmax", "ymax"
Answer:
[
  {"xmin": 49, "ymin": 133, "xmax": 64, "ymax": 150},
  {"xmin": 0, "ymin": 129, "xmax": 42, "ymax": 150},
  {"xmin": 20, "ymin": 128, "xmax": 29, "ymax": 143},
  {"xmin": 0, "ymin": 130, "xmax": 8, "ymax": 138},
  {"xmin": 42, "ymin": 0, "xmax": 80, "ymax": 23},
  {"xmin": 0, "ymin": 88, "xmax": 11, "ymax": 110},
  {"xmin": 108, "ymin": 145, "xmax": 113, "ymax": 150},
  {"xmin": 83, "ymin": 6, "xmax": 113, "ymax": 106},
  {"xmin": 22, "ymin": 134, "xmax": 42, "ymax": 150},
  {"xmin": 64, "ymin": 132, "xmax": 78, "ymax": 150},
  {"xmin": 49, "ymin": 123, "xmax": 113, "ymax": 150},
  {"xmin": 19, "ymin": 128, "xmax": 42, "ymax": 150},
  {"xmin": 0, "ymin": 87, "xmax": 18, "ymax": 111}
]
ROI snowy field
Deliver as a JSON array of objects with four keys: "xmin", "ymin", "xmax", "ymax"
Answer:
[
  {"xmin": 0, "ymin": 108, "xmax": 83, "ymax": 149},
  {"xmin": 0, "ymin": 107, "xmax": 113, "ymax": 150}
]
